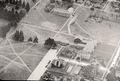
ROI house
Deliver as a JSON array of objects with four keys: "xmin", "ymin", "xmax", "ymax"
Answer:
[{"xmin": 77, "ymin": 51, "xmax": 91, "ymax": 61}]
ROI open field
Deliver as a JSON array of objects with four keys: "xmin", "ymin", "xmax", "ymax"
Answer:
[
  {"xmin": 54, "ymin": 33, "xmax": 76, "ymax": 44},
  {"xmin": 27, "ymin": 26, "xmax": 57, "ymax": 43},
  {"xmin": 22, "ymin": 0, "xmax": 68, "ymax": 31},
  {"xmin": 0, "ymin": 62, "xmax": 30, "ymax": 80},
  {"xmin": 93, "ymin": 44, "xmax": 116, "ymax": 66},
  {"xmin": 76, "ymin": 6, "xmax": 120, "ymax": 46},
  {"xmin": 61, "ymin": 20, "xmax": 90, "ymax": 38},
  {"xmin": 0, "ymin": 39, "xmax": 49, "ymax": 80}
]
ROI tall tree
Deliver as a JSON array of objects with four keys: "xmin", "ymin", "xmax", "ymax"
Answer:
[
  {"xmin": 33, "ymin": 36, "xmax": 38, "ymax": 43},
  {"xmin": 44, "ymin": 38, "xmax": 57, "ymax": 49},
  {"xmin": 25, "ymin": 2, "xmax": 30, "ymax": 12},
  {"xmin": 17, "ymin": 0, "xmax": 22, "ymax": 6},
  {"xmin": 13, "ymin": 30, "xmax": 20, "ymax": 41},
  {"xmin": 32, "ymin": 0, "xmax": 37, "ymax": 3},
  {"xmin": 28, "ymin": 37, "xmax": 33, "ymax": 42},
  {"xmin": 19, "ymin": 30, "xmax": 24, "ymax": 42},
  {"xmin": 22, "ymin": 1, "xmax": 26, "ymax": 8}
]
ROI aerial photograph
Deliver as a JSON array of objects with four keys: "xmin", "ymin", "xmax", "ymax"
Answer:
[{"xmin": 0, "ymin": 0, "xmax": 120, "ymax": 81}]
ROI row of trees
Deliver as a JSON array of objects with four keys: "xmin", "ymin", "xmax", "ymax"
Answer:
[
  {"xmin": 0, "ymin": 0, "xmax": 30, "ymax": 12},
  {"xmin": 13, "ymin": 31, "xmax": 57, "ymax": 49},
  {"xmin": 13, "ymin": 30, "xmax": 39, "ymax": 43},
  {"xmin": 0, "ymin": 0, "xmax": 30, "ymax": 24},
  {"xmin": 13, "ymin": 30, "xmax": 24, "ymax": 42},
  {"xmin": 28, "ymin": 37, "xmax": 38, "ymax": 43}
]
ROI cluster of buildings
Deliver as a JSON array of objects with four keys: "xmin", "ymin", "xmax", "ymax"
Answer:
[
  {"xmin": 44, "ymin": 0, "xmax": 79, "ymax": 17},
  {"xmin": 110, "ymin": 0, "xmax": 120, "ymax": 13},
  {"xmin": 40, "ymin": 57, "xmax": 103, "ymax": 81},
  {"xmin": 39, "ymin": 41, "xmax": 107, "ymax": 81}
]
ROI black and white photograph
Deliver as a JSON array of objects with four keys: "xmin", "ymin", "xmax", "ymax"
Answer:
[{"xmin": 0, "ymin": 0, "xmax": 120, "ymax": 81}]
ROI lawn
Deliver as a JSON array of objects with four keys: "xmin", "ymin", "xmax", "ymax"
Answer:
[
  {"xmin": 16, "ymin": 44, "xmax": 49, "ymax": 71},
  {"xmin": 61, "ymin": 20, "xmax": 90, "ymax": 38},
  {"xmin": 76, "ymin": 6, "xmax": 120, "ymax": 46},
  {"xmin": 0, "ymin": 46, "xmax": 13, "ymax": 54},
  {"xmin": 12, "ymin": 42, "xmax": 34, "ymax": 54},
  {"xmin": 23, "ymin": 25, "xmax": 57, "ymax": 43},
  {"xmin": 93, "ymin": 44, "xmax": 116, "ymax": 66},
  {"xmin": 22, "ymin": 0, "xmax": 68, "ymax": 31},
  {"xmin": 0, "ymin": 42, "xmax": 49, "ymax": 80},
  {"xmin": 54, "ymin": 33, "xmax": 76, "ymax": 44},
  {"xmin": 0, "ymin": 56, "xmax": 11, "ymax": 70},
  {"xmin": 0, "ymin": 62, "xmax": 30, "ymax": 80}
]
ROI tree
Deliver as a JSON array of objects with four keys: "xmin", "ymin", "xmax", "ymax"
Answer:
[
  {"xmin": 42, "ymin": 72, "xmax": 54, "ymax": 81},
  {"xmin": 28, "ymin": 37, "xmax": 33, "ymax": 42},
  {"xmin": 80, "ymin": 78, "xmax": 85, "ymax": 81},
  {"xmin": 19, "ymin": 30, "xmax": 24, "ymax": 42},
  {"xmin": 44, "ymin": 38, "xmax": 57, "ymax": 49},
  {"xmin": 22, "ymin": 1, "xmax": 26, "ymax": 8},
  {"xmin": 17, "ymin": 0, "xmax": 22, "ymax": 6},
  {"xmin": 8, "ymin": 21, "xmax": 18, "ymax": 27},
  {"xmin": 5, "ymin": 0, "xmax": 9, "ymax": 4},
  {"xmin": 74, "ymin": 38, "xmax": 86, "ymax": 44},
  {"xmin": 32, "ymin": 0, "xmax": 37, "ymax": 3},
  {"xmin": 13, "ymin": 30, "xmax": 20, "ymax": 41},
  {"xmin": 33, "ymin": 36, "xmax": 38, "ymax": 43},
  {"xmin": 50, "ymin": 0, "xmax": 55, "ymax": 3},
  {"xmin": 25, "ymin": 2, "xmax": 30, "ymax": 12}
]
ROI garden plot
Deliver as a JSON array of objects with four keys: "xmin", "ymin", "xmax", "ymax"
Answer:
[
  {"xmin": 22, "ymin": 0, "xmax": 68, "ymax": 31},
  {"xmin": 58, "ymin": 45, "xmax": 84, "ymax": 59}
]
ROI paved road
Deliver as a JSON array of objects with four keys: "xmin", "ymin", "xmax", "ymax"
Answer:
[
  {"xmin": 27, "ymin": 48, "xmax": 62, "ymax": 80},
  {"xmin": 102, "ymin": 40, "xmax": 120, "ymax": 80}
]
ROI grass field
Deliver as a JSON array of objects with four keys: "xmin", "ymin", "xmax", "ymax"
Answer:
[
  {"xmin": 0, "ymin": 40, "xmax": 49, "ymax": 80},
  {"xmin": 61, "ymin": 20, "xmax": 90, "ymax": 38},
  {"xmin": 93, "ymin": 44, "xmax": 116, "ymax": 66},
  {"xmin": 29, "ymin": 26, "xmax": 57, "ymax": 43},
  {"xmin": 0, "ymin": 62, "xmax": 30, "ymax": 80},
  {"xmin": 22, "ymin": 0, "xmax": 68, "ymax": 31},
  {"xmin": 76, "ymin": 6, "xmax": 120, "ymax": 46},
  {"xmin": 54, "ymin": 33, "xmax": 76, "ymax": 44}
]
